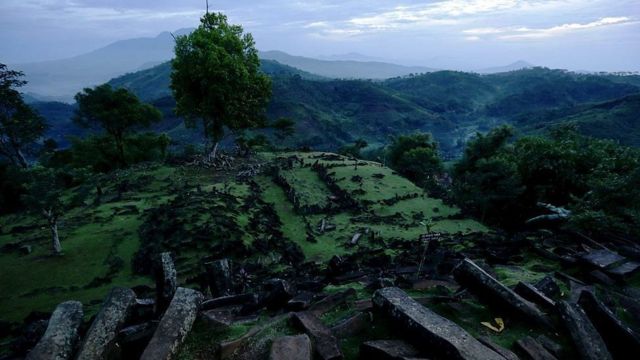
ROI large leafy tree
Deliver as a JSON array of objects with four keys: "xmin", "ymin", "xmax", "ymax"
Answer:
[
  {"xmin": 387, "ymin": 132, "xmax": 443, "ymax": 185},
  {"xmin": 171, "ymin": 12, "xmax": 272, "ymax": 159},
  {"xmin": 74, "ymin": 84, "xmax": 162, "ymax": 167},
  {"xmin": 0, "ymin": 64, "xmax": 47, "ymax": 168}
]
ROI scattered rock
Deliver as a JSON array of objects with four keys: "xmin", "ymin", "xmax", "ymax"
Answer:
[
  {"xmin": 372, "ymin": 287, "xmax": 504, "ymax": 360},
  {"xmin": 155, "ymin": 252, "xmax": 177, "ymax": 315},
  {"xmin": 262, "ymin": 278, "xmax": 295, "ymax": 310},
  {"xmin": 118, "ymin": 322, "xmax": 158, "ymax": 359},
  {"xmin": 292, "ymin": 312, "xmax": 343, "ymax": 360},
  {"xmin": 309, "ymin": 288, "xmax": 356, "ymax": 317},
  {"xmin": 478, "ymin": 336, "xmax": 520, "ymax": 360},
  {"xmin": 270, "ymin": 334, "xmax": 312, "ymax": 360},
  {"xmin": 76, "ymin": 287, "xmax": 137, "ymax": 360},
  {"xmin": 140, "ymin": 287, "xmax": 204, "ymax": 360},
  {"xmin": 201, "ymin": 293, "xmax": 257, "ymax": 311},
  {"xmin": 329, "ymin": 312, "xmax": 370, "ymax": 337},
  {"xmin": 514, "ymin": 282, "xmax": 556, "ymax": 310},
  {"xmin": 453, "ymin": 259, "xmax": 552, "ymax": 328},
  {"xmin": 359, "ymin": 339, "xmax": 421, "ymax": 359},
  {"xmin": 578, "ymin": 290, "xmax": 640, "ymax": 358},
  {"xmin": 606, "ymin": 261, "xmax": 640, "ymax": 281},
  {"xmin": 201, "ymin": 308, "xmax": 235, "ymax": 330},
  {"xmin": 25, "ymin": 301, "xmax": 83, "ymax": 360},
  {"xmin": 206, "ymin": 258, "xmax": 234, "ymax": 298},
  {"xmin": 19, "ymin": 245, "xmax": 32, "ymax": 255},
  {"xmin": 515, "ymin": 336, "xmax": 557, "ymax": 360},
  {"xmin": 534, "ymin": 276, "xmax": 560, "ymax": 299},
  {"xmin": 535, "ymin": 335, "xmax": 562, "ymax": 359},
  {"xmin": 580, "ymin": 250, "xmax": 625, "ymax": 269},
  {"xmin": 588, "ymin": 270, "xmax": 615, "ymax": 286},
  {"xmin": 557, "ymin": 300, "xmax": 612, "ymax": 360},
  {"xmin": 287, "ymin": 292, "xmax": 316, "ymax": 311}
]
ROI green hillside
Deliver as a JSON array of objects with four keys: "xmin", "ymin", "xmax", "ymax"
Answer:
[
  {"xmin": 31, "ymin": 62, "xmax": 638, "ymax": 156},
  {"xmin": 0, "ymin": 152, "xmax": 484, "ymax": 323}
]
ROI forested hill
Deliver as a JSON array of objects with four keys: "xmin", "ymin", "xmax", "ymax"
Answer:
[{"xmin": 38, "ymin": 60, "xmax": 640, "ymax": 154}]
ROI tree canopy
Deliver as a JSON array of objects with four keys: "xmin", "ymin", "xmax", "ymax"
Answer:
[
  {"xmin": 387, "ymin": 132, "xmax": 443, "ymax": 187},
  {"xmin": 170, "ymin": 12, "xmax": 272, "ymax": 157},
  {"xmin": 0, "ymin": 64, "xmax": 47, "ymax": 168},
  {"xmin": 74, "ymin": 84, "xmax": 162, "ymax": 166}
]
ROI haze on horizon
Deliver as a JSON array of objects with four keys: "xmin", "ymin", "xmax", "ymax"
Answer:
[{"xmin": 1, "ymin": 0, "xmax": 639, "ymax": 72}]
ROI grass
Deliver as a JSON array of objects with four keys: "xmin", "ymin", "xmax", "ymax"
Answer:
[{"xmin": 0, "ymin": 153, "xmax": 487, "ymax": 329}]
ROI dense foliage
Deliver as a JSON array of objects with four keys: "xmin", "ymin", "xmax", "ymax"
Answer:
[
  {"xmin": 453, "ymin": 126, "xmax": 640, "ymax": 238},
  {"xmin": 0, "ymin": 64, "xmax": 47, "ymax": 168},
  {"xmin": 387, "ymin": 132, "xmax": 443, "ymax": 188},
  {"xmin": 171, "ymin": 12, "xmax": 272, "ymax": 157},
  {"xmin": 74, "ymin": 84, "xmax": 162, "ymax": 167}
]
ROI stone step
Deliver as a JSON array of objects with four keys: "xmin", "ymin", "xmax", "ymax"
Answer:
[
  {"xmin": 76, "ymin": 287, "xmax": 137, "ymax": 360},
  {"xmin": 372, "ymin": 287, "xmax": 504, "ymax": 360},
  {"xmin": 140, "ymin": 287, "xmax": 204, "ymax": 360}
]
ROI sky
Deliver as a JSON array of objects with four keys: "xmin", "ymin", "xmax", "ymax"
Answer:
[{"xmin": 1, "ymin": 0, "xmax": 639, "ymax": 71}]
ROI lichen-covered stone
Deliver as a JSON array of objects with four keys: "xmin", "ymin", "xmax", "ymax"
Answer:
[
  {"xmin": 140, "ymin": 287, "xmax": 203, "ymax": 360},
  {"xmin": 26, "ymin": 301, "xmax": 83, "ymax": 360},
  {"xmin": 76, "ymin": 287, "xmax": 136, "ymax": 360},
  {"xmin": 372, "ymin": 287, "xmax": 504, "ymax": 360},
  {"xmin": 270, "ymin": 334, "xmax": 312, "ymax": 360}
]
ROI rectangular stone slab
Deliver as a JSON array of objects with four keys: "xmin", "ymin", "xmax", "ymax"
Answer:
[
  {"xmin": 77, "ymin": 287, "xmax": 137, "ymax": 360},
  {"xmin": 580, "ymin": 250, "xmax": 624, "ymax": 269},
  {"xmin": 557, "ymin": 301, "xmax": 612, "ymax": 360},
  {"xmin": 26, "ymin": 301, "xmax": 83, "ymax": 360},
  {"xmin": 372, "ymin": 287, "xmax": 504, "ymax": 360},
  {"xmin": 514, "ymin": 336, "xmax": 557, "ymax": 360},
  {"xmin": 140, "ymin": 287, "xmax": 203, "ymax": 360},
  {"xmin": 453, "ymin": 259, "xmax": 552, "ymax": 328},
  {"xmin": 292, "ymin": 312, "xmax": 343, "ymax": 360},
  {"xmin": 270, "ymin": 334, "xmax": 312, "ymax": 360},
  {"xmin": 578, "ymin": 290, "xmax": 640, "ymax": 357}
]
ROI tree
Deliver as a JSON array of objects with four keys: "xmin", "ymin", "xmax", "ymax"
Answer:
[
  {"xmin": 74, "ymin": 84, "xmax": 162, "ymax": 167},
  {"xmin": 272, "ymin": 117, "xmax": 295, "ymax": 141},
  {"xmin": 0, "ymin": 64, "xmax": 47, "ymax": 168},
  {"xmin": 23, "ymin": 167, "xmax": 66, "ymax": 255},
  {"xmin": 387, "ymin": 132, "xmax": 442, "ymax": 184},
  {"xmin": 339, "ymin": 138, "xmax": 368, "ymax": 158},
  {"xmin": 171, "ymin": 12, "xmax": 272, "ymax": 159}
]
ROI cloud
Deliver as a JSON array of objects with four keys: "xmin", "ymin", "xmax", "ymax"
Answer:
[
  {"xmin": 501, "ymin": 16, "xmax": 635, "ymax": 39},
  {"xmin": 462, "ymin": 16, "xmax": 635, "ymax": 40}
]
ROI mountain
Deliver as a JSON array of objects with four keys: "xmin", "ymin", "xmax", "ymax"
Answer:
[
  {"xmin": 259, "ymin": 50, "xmax": 437, "ymax": 79},
  {"xmin": 476, "ymin": 61, "xmax": 534, "ymax": 74},
  {"xmin": 13, "ymin": 29, "xmax": 192, "ymax": 102},
  {"xmin": 37, "ymin": 61, "xmax": 640, "ymax": 156},
  {"xmin": 517, "ymin": 94, "xmax": 640, "ymax": 147}
]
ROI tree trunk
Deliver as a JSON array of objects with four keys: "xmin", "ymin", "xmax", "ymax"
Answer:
[
  {"xmin": 44, "ymin": 209, "xmax": 62, "ymax": 255},
  {"xmin": 115, "ymin": 134, "xmax": 126, "ymax": 167},
  {"xmin": 208, "ymin": 141, "xmax": 219, "ymax": 161},
  {"xmin": 15, "ymin": 149, "xmax": 28, "ymax": 169}
]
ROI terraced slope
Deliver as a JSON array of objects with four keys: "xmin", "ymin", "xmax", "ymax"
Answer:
[{"xmin": 0, "ymin": 152, "xmax": 484, "ymax": 325}]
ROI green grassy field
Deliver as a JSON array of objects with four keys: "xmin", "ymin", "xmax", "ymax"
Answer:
[{"xmin": 0, "ymin": 152, "xmax": 486, "ymax": 324}]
